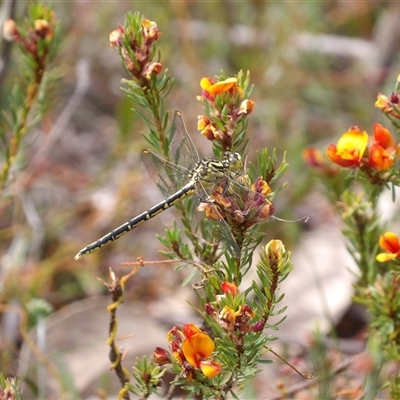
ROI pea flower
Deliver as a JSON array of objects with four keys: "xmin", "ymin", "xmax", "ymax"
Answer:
[
  {"xmin": 375, "ymin": 91, "xmax": 400, "ymax": 120},
  {"xmin": 375, "ymin": 93, "xmax": 393, "ymax": 113},
  {"xmin": 221, "ymin": 281, "xmax": 239, "ymax": 296},
  {"xmin": 200, "ymin": 77, "xmax": 239, "ymax": 101},
  {"xmin": 219, "ymin": 304, "xmax": 255, "ymax": 332},
  {"xmin": 141, "ymin": 19, "xmax": 161, "ymax": 44},
  {"xmin": 327, "ymin": 123, "xmax": 397, "ymax": 172},
  {"xmin": 158, "ymin": 324, "xmax": 221, "ymax": 380},
  {"xmin": 327, "ymin": 126, "xmax": 368, "ymax": 167},
  {"xmin": 181, "ymin": 323, "xmax": 221, "ymax": 378},
  {"xmin": 376, "ymin": 232, "xmax": 400, "ymax": 262},
  {"xmin": 368, "ymin": 123, "xmax": 396, "ymax": 170}
]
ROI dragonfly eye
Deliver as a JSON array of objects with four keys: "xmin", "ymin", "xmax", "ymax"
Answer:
[{"xmin": 227, "ymin": 152, "xmax": 242, "ymax": 172}]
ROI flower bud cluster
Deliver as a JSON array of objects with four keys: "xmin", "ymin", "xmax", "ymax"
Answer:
[
  {"xmin": 198, "ymin": 174, "xmax": 274, "ymax": 234},
  {"xmin": 197, "ymin": 74, "xmax": 255, "ymax": 151},
  {"xmin": 205, "ymin": 282, "xmax": 264, "ymax": 334},
  {"xmin": 3, "ymin": 17, "xmax": 55, "ymax": 56},
  {"xmin": 109, "ymin": 18, "xmax": 162, "ymax": 81}
]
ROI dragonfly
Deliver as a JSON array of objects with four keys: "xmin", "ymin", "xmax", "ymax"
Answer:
[{"xmin": 74, "ymin": 111, "xmax": 243, "ymax": 260}]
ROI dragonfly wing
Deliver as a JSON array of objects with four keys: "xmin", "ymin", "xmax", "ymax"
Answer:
[
  {"xmin": 168, "ymin": 111, "xmax": 200, "ymax": 169},
  {"xmin": 195, "ymin": 180, "xmax": 241, "ymax": 258},
  {"xmin": 141, "ymin": 149, "xmax": 190, "ymax": 198}
]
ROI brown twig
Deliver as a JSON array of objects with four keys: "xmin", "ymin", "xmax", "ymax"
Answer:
[{"xmin": 99, "ymin": 266, "xmax": 139, "ymax": 400}]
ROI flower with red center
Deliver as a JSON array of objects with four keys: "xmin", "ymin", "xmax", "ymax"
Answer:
[
  {"xmin": 376, "ymin": 232, "xmax": 400, "ymax": 262},
  {"xmin": 181, "ymin": 323, "xmax": 221, "ymax": 378},
  {"xmin": 327, "ymin": 126, "xmax": 368, "ymax": 167},
  {"xmin": 200, "ymin": 77, "xmax": 239, "ymax": 101}
]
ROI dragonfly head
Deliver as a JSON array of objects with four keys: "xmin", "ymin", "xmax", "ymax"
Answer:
[{"xmin": 224, "ymin": 151, "xmax": 242, "ymax": 173}]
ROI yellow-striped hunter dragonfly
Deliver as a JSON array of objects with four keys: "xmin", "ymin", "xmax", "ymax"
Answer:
[{"xmin": 74, "ymin": 111, "xmax": 245, "ymax": 260}]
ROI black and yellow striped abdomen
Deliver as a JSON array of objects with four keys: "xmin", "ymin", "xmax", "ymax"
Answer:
[{"xmin": 74, "ymin": 181, "xmax": 196, "ymax": 260}]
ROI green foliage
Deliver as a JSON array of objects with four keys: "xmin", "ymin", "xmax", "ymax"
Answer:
[
  {"xmin": 305, "ymin": 73, "xmax": 400, "ymax": 396},
  {"xmin": 129, "ymin": 356, "xmax": 166, "ymax": 398},
  {"xmin": 0, "ymin": 374, "xmax": 22, "ymax": 400},
  {"xmin": 103, "ymin": 11, "xmax": 294, "ymax": 399},
  {"xmin": 0, "ymin": 4, "xmax": 60, "ymax": 191}
]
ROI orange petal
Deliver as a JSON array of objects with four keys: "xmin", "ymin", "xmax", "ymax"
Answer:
[
  {"xmin": 379, "ymin": 232, "xmax": 400, "ymax": 253},
  {"xmin": 208, "ymin": 78, "xmax": 238, "ymax": 96},
  {"xmin": 369, "ymin": 144, "xmax": 394, "ymax": 170},
  {"xmin": 373, "ymin": 123, "xmax": 394, "ymax": 149},
  {"xmin": 221, "ymin": 281, "xmax": 239, "ymax": 296},
  {"xmin": 182, "ymin": 324, "xmax": 215, "ymax": 367},
  {"xmin": 199, "ymin": 360, "xmax": 222, "ymax": 378}
]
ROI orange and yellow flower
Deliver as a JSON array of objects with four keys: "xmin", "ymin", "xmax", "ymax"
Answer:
[
  {"xmin": 376, "ymin": 232, "xmax": 400, "ymax": 262},
  {"xmin": 368, "ymin": 123, "xmax": 396, "ymax": 170},
  {"xmin": 375, "ymin": 93, "xmax": 393, "ymax": 113},
  {"xmin": 326, "ymin": 126, "xmax": 368, "ymax": 167},
  {"xmin": 181, "ymin": 323, "xmax": 221, "ymax": 378},
  {"xmin": 221, "ymin": 281, "xmax": 239, "ymax": 296},
  {"xmin": 141, "ymin": 19, "xmax": 161, "ymax": 44},
  {"xmin": 200, "ymin": 77, "xmax": 239, "ymax": 100},
  {"xmin": 327, "ymin": 123, "xmax": 397, "ymax": 171}
]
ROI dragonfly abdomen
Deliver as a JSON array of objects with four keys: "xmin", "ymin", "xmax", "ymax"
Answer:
[{"xmin": 74, "ymin": 181, "xmax": 196, "ymax": 260}]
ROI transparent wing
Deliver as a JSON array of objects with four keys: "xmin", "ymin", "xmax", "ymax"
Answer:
[
  {"xmin": 201, "ymin": 216, "xmax": 241, "ymax": 258},
  {"xmin": 168, "ymin": 111, "xmax": 200, "ymax": 168},
  {"xmin": 141, "ymin": 149, "xmax": 191, "ymax": 198},
  {"xmin": 196, "ymin": 179, "xmax": 241, "ymax": 258}
]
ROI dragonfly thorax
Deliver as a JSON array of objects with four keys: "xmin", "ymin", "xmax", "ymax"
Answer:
[{"xmin": 190, "ymin": 152, "xmax": 242, "ymax": 186}]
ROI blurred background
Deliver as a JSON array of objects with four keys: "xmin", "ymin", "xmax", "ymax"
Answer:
[{"xmin": 1, "ymin": 1, "xmax": 400, "ymax": 398}]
